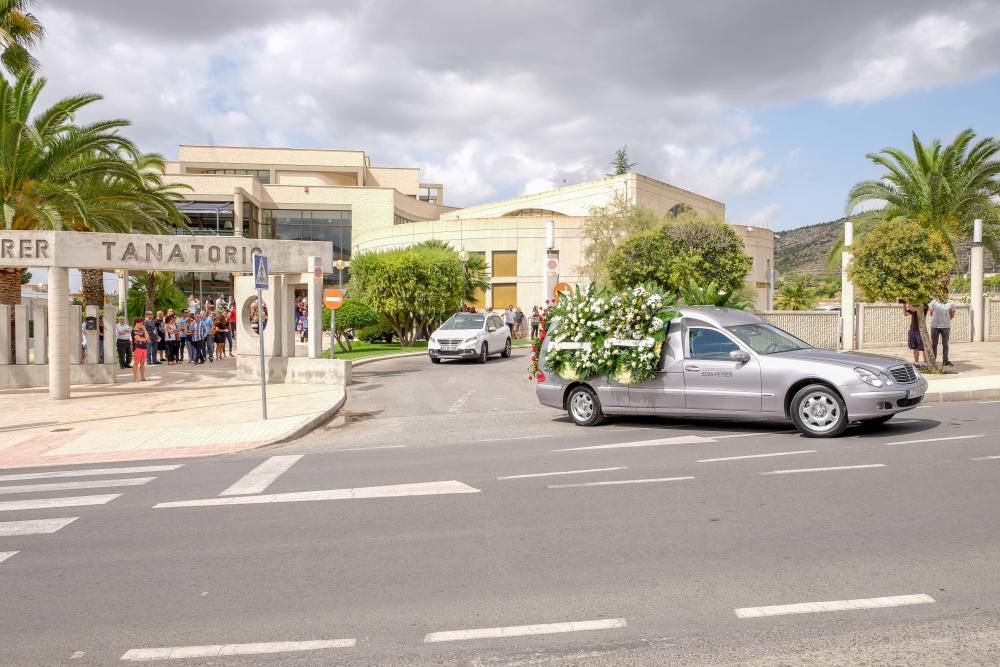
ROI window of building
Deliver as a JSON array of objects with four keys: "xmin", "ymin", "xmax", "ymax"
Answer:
[
  {"xmin": 492, "ymin": 284, "xmax": 518, "ymax": 310},
  {"xmin": 492, "ymin": 251, "xmax": 517, "ymax": 278},
  {"xmin": 176, "ymin": 201, "xmax": 235, "ymax": 236},
  {"xmin": 202, "ymin": 168, "xmax": 271, "ymax": 184},
  {"xmin": 259, "ymin": 209, "xmax": 353, "ymax": 260},
  {"xmin": 501, "ymin": 208, "xmax": 566, "ymax": 217},
  {"xmin": 394, "ymin": 213, "xmax": 415, "ymax": 225}
]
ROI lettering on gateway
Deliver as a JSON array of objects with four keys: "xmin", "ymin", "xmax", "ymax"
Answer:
[
  {"xmin": 0, "ymin": 238, "xmax": 49, "ymax": 260},
  {"xmin": 101, "ymin": 241, "xmax": 262, "ymax": 265}
]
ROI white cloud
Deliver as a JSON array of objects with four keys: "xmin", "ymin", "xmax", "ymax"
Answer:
[
  {"xmin": 745, "ymin": 204, "xmax": 782, "ymax": 229},
  {"xmin": 659, "ymin": 145, "xmax": 778, "ymax": 199}
]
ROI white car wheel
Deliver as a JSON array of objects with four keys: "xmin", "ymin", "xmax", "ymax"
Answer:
[{"xmin": 501, "ymin": 338, "xmax": 512, "ymax": 358}]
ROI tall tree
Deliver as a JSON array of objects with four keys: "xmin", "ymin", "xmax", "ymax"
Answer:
[
  {"xmin": 0, "ymin": 73, "xmax": 188, "ymax": 306},
  {"xmin": 414, "ymin": 239, "xmax": 490, "ymax": 305},
  {"xmin": 774, "ymin": 279, "xmax": 818, "ymax": 311},
  {"xmin": 609, "ymin": 145, "xmax": 637, "ymax": 176},
  {"xmin": 849, "ymin": 219, "xmax": 955, "ymax": 371},
  {"xmin": 581, "ymin": 193, "xmax": 659, "ymax": 285},
  {"xmin": 845, "ymin": 128, "xmax": 1000, "ymax": 261},
  {"xmin": 0, "ymin": 0, "xmax": 42, "ymax": 76}
]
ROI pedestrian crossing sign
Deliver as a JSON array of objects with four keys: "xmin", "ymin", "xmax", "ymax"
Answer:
[{"xmin": 253, "ymin": 254, "xmax": 269, "ymax": 290}]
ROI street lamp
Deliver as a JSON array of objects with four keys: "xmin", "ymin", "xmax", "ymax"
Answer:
[{"xmin": 333, "ymin": 259, "xmax": 348, "ymax": 289}]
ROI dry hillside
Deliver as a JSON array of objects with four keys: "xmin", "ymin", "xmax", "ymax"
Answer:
[{"xmin": 775, "ymin": 218, "xmax": 997, "ymax": 277}]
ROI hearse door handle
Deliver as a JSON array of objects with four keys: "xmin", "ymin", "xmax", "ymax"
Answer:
[{"xmin": 685, "ymin": 365, "xmax": 700, "ymax": 372}]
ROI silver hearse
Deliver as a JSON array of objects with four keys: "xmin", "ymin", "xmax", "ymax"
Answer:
[{"xmin": 536, "ymin": 307, "xmax": 927, "ymax": 437}]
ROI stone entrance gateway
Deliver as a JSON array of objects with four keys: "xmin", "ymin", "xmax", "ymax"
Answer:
[{"xmin": 0, "ymin": 230, "xmax": 337, "ymax": 400}]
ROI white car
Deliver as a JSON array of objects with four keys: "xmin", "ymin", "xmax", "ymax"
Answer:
[{"xmin": 428, "ymin": 312, "xmax": 512, "ymax": 364}]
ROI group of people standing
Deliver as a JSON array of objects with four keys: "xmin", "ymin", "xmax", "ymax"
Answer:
[
  {"xmin": 904, "ymin": 291, "xmax": 958, "ymax": 367},
  {"xmin": 460, "ymin": 304, "xmax": 543, "ymax": 339},
  {"xmin": 114, "ymin": 293, "xmax": 237, "ymax": 382}
]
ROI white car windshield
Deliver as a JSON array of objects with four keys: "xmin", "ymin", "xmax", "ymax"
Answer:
[
  {"xmin": 440, "ymin": 313, "xmax": 485, "ymax": 330},
  {"xmin": 726, "ymin": 323, "xmax": 811, "ymax": 354}
]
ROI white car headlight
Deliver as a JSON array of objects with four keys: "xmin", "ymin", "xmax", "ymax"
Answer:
[
  {"xmin": 878, "ymin": 372, "xmax": 894, "ymax": 386},
  {"xmin": 461, "ymin": 335, "xmax": 479, "ymax": 346},
  {"xmin": 854, "ymin": 367, "xmax": 884, "ymax": 388}
]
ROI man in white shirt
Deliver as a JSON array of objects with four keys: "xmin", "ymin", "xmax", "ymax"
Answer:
[
  {"xmin": 114, "ymin": 316, "xmax": 132, "ymax": 369},
  {"xmin": 504, "ymin": 306, "xmax": 515, "ymax": 335},
  {"xmin": 928, "ymin": 292, "xmax": 957, "ymax": 367}
]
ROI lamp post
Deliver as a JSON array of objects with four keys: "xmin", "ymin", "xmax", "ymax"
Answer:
[
  {"xmin": 332, "ymin": 259, "xmax": 348, "ymax": 357},
  {"xmin": 841, "ymin": 217, "xmax": 856, "ymax": 350}
]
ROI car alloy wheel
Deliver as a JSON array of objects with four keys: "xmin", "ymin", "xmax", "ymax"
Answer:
[
  {"xmin": 478, "ymin": 344, "xmax": 488, "ymax": 364},
  {"xmin": 792, "ymin": 384, "xmax": 847, "ymax": 437},
  {"xmin": 567, "ymin": 385, "xmax": 604, "ymax": 426},
  {"xmin": 501, "ymin": 338, "xmax": 512, "ymax": 358}
]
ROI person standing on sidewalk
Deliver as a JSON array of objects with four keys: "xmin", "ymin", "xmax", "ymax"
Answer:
[
  {"xmin": 191, "ymin": 310, "xmax": 212, "ymax": 364},
  {"xmin": 163, "ymin": 314, "xmax": 179, "ymax": 365},
  {"xmin": 902, "ymin": 301, "xmax": 928, "ymax": 366},
  {"xmin": 131, "ymin": 318, "xmax": 149, "ymax": 382},
  {"xmin": 227, "ymin": 303, "xmax": 237, "ymax": 355},
  {"xmin": 504, "ymin": 305, "xmax": 515, "ymax": 335},
  {"xmin": 929, "ymin": 292, "xmax": 957, "ymax": 367},
  {"xmin": 529, "ymin": 306, "xmax": 540, "ymax": 339},
  {"xmin": 143, "ymin": 311, "xmax": 159, "ymax": 366},
  {"xmin": 176, "ymin": 309, "xmax": 189, "ymax": 363},
  {"xmin": 115, "ymin": 316, "xmax": 132, "ymax": 369}
]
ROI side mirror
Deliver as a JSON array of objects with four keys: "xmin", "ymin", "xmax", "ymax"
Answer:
[
  {"xmin": 488, "ymin": 326, "xmax": 496, "ymax": 333},
  {"xmin": 730, "ymin": 350, "xmax": 751, "ymax": 363}
]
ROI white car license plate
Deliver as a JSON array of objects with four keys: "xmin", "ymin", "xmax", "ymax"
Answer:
[{"xmin": 907, "ymin": 385, "xmax": 925, "ymax": 399}]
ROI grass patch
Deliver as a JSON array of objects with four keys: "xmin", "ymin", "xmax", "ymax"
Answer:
[{"xmin": 324, "ymin": 340, "xmax": 428, "ymax": 361}]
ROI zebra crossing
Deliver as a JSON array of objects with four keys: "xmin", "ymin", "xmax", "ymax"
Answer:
[{"xmin": 0, "ymin": 463, "xmax": 184, "ymax": 565}]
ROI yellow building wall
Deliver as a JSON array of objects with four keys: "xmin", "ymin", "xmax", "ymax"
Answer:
[
  {"xmin": 274, "ymin": 170, "xmax": 358, "ymax": 187},
  {"xmin": 366, "ymin": 167, "xmax": 421, "ymax": 196}
]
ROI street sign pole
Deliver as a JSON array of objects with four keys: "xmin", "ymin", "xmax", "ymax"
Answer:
[
  {"xmin": 253, "ymin": 254, "xmax": 270, "ymax": 420},
  {"xmin": 331, "ymin": 309, "xmax": 336, "ymax": 360},
  {"xmin": 323, "ymin": 288, "xmax": 345, "ymax": 360}
]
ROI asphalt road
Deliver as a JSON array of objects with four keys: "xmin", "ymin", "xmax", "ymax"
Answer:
[{"xmin": 3, "ymin": 349, "xmax": 1000, "ymax": 665}]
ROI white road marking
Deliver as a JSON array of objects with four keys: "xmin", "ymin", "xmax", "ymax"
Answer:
[
  {"xmin": 885, "ymin": 434, "xmax": 984, "ymax": 446},
  {"xmin": 448, "ymin": 389, "xmax": 476, "ymax": 414},
  {"xmin": 424, "ymin": 618, "xmax": 627, "ymax": 643},
  {"xmin": 219, "ymin": 456, "xmax": 302, "ymax": 496},
  {"xmin": 120, "ymin": 639, "xmax": 356, "ymax": 661},
  {"xmin": 0, "ymin": 477, "xmax": 155, "ymax": 495},
  {"xmin": 970, "ymin": 455, "xmax": 1000, "ymax": 461},
  {"xmin": 0, "ymin": 494, "xmax": 120, "ymax": 512},
  {"xmin": 155, "ymin": 481, "xmax": 480, "ymax": 508},
  {"xmin": 698, "ymin": 450, "xmax": 816, "ymax": 463},
  {"xmin": 735, "ymin": 593, "xmax": 935, "ymax": 618},
  {"xmin": 549, "ymin": 476, "xmax": 694, "ymax": 489},
  {"xmin": 0, "ymin": 517, "xmax": 79, "ymax": 536},
  {"xmin": 556, "ymin": 435, "xmax": 712, "ymax": 451},
  {"xmin": 0, "ymin": 551, "xmax": 17, "ymax": 564},
  {"xmin": 498, "ymin": 467, "xmax": 627, "ymax": 480},
  {"xmin": 712, "ymin": 431, "xmax": 798, "ymax": 439},
  {"xmin": 761, "ymin": 464, "xmax": 884, "ymax": 476},
  {"xmin": 977, "ymin": 400, "xmax": 1000, "ymax": 404},
  {"xmin": 0, "ymin": 464, "xmax": 182, "ymax": 482}
]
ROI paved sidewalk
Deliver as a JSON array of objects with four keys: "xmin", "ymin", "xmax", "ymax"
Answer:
[
  {"xmin": 0, "ymin": 357, "xmax": 345, "ymax": 470},
  {"xmin": 863, "ymin": 341, "xmax": 1000, "ymax": 401}
]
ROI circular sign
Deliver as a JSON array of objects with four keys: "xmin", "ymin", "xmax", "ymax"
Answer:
[
  {"xmin": 545, "ymin": 258, "xmax": 559, "ymax": 275},
  {"xmin": 553, "ymin": 282, "xmax": 570, "ymax": 297},
  {"xmin": 323, "ymin": 288, "xmax": 345, "ymax": 310}
]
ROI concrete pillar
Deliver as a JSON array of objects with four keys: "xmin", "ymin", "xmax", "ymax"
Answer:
[
  {"xmin": 0, "ymin": 305, "xmax": 9, "ymax": 365},
  {"xmin": 85, "ymin": 305, "xmax": 99, "ymax": 364},
  {"xmin": 971, "ymin": 218, "xmax": 984, "ymax": 342},
  {"xmin": 103, "ymin": 307, "xmax": 115, "ymax": 366},
  {"xmin": 307, "ymin": 257, "xmax": 323, "ymax": 359},
  {"xmin": 840, "ymin": 219, "xmax": 855, "ymax": 351},
  {"xmin": 262, "ymin": 274, "xmax": 282, "ymax": 358},
  {"xmin": 69, "ymin": 304, "xmax": 82, "ymax": 365},
  {"xmin": 13, "ymin": 305, "xmax": 27, "ymax": 364},
  {"xmin": 33, "ymin": 307, "xmax": 47, "ymax": 365},
  {"xmin": 118, "ymin": 270, "xmax": 127, "ymax": 319},
  {"xmin": 233, "ymin": 190, "xmax": 244, "ymax": 238},
  {"xmin": 48, "ymin": 266, "xmax": 70, "ymax": 400}
]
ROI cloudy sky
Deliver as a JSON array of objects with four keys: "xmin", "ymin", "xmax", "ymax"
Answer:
[{"xmin": 35, "ymin": 0, "xmax": 1000, "ymax": 232}]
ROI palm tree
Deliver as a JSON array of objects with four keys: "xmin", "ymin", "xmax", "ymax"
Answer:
[
  {"xmin": 846, "ymin": 129, "xmax": 1000, "ymax": 257},
  {"xmin": 774, "ymin": 280, "xmax": 817, "ymax": 311},
  {"xmin": 75, "ymin": 152, "xmax": 190, "ymax": 307},
  {"xmin": 0, "ymin": 72, "xmax": 188, "ymax": 306},
  {"xmin": 678, "ymin": 278, "xmax": 753, "ymax": 310},
  {"xmin": 0, "ymin": 0, "xmax": 42, "ymax": 76}
]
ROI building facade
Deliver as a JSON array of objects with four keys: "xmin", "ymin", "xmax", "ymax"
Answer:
[{"xmin": 167, "ymin": 146, "xmax": 775, "ymax": 310}]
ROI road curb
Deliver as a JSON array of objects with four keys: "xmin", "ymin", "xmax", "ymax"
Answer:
[
  {"xmin": 259, "ymin": 387, "xmax": 348, "ymax": 448},
  {"xmin": 350, "ymin": 351, "xmax": 429, "ymax": 367},
  {"xmin": 924, "ymin": 386, "xmax": 1000, "ymax": 403}
]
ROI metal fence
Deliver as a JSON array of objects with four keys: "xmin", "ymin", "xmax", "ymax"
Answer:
[
  {"xmin": 759, "ymin": 311, "xmax": 841, "ymax": 349},
  {"xmin": 988, "ymin": 298, "xmax": 1000, "ymax": 342},
  {"xmin": 857, "ymin": 303, "xmax": 971, "ymax": 348}
]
